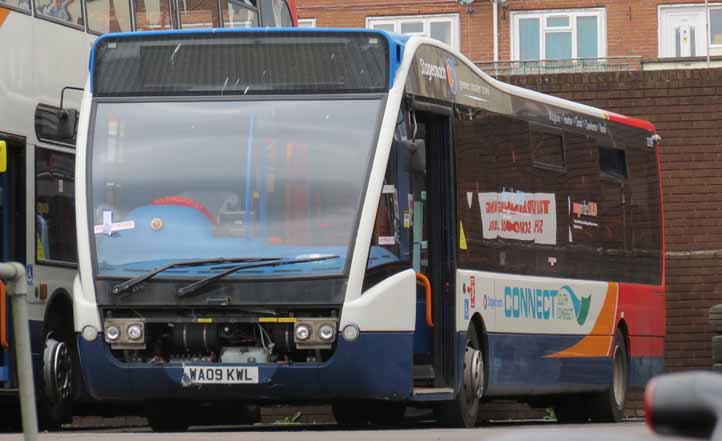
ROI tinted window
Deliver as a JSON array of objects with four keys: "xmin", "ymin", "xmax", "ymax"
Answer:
[
  {"xmin": 179, "ymin": 0, "xmax": 219, "ymax": 28},
  {"xmin": 35, "ymin": 0, "xmax": 83, "ymax": 26},
  {"xmin": 599, "ymin": 147, "xmax": 627, "ymax": 179},
  {"xmin": 223, "ymin": 0, "xmax": 257, "ymax": 27},
  {"xmin": 133, "ymin": 0, "xmax": 172, "ymax": 31},
  {"xmin": 86, "ymin": 0, "xmax": 132, "ymax": 33},
  {"xmin": 531, "ymin": 126, "xmax": 565, "ymax": 171},
  {"xmin": 36, "ymin": 148, "xmax": 77, "ymax": 264}
]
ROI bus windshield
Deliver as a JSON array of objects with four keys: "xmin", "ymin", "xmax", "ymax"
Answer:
[{"xmin": 90, "ymin": 98, "xmax": 382, "ymax": 278}]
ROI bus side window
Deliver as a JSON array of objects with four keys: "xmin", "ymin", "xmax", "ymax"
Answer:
[
  {"xmin": 271, "ymin": 0, "xmax": 292, "ymax": 26},
  {"xmin": 223, "ymin": 0, "xmax": 258, "ymax": 27},
  {"xmin": 35, "ymin": 0, "xmax": 84, "ymax": 26},
  {"xmin": 179, "ymin": 0, "xmax": 220, "ymax": 29},
  {"xmin": 86, "ymin": 0, "xmax": 132, "ymax": 33},
  {"xmin": 35, "ymin": 148, "xmax": 77, "ymax": 264},
  {"xmin": 133, "ymin": 0, "xmax": 173, "ymax": 31},
  {"xmin": 530, "ymin": 124, "xmax": 565, "ymax": 172}
]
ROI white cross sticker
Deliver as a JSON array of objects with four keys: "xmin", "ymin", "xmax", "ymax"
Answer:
[{"xmin": 94, "ymin": 211, "xmax": 136, "ymax": 236}]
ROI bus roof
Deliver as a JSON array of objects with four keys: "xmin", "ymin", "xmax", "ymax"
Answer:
[{"xmin": 88, "ymin": 28, "xmax": 655, "ymax": 134}]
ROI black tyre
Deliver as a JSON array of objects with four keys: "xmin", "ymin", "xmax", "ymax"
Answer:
[
  {"xmin": 436, "ymin": 322, "xmax": 483, "ymax": 428},
  {"xmin": 554, "ymin": 396, "xmax": 589, "ymax": 424},
  {"xmin": 145, "ymin": 401, "xmax": 191, "ymax": 432},
  {"xmin": 367, "ymin": 401, "xmax": 406, "ymax": 426},
  {"xmin": 332, "ymin": 401, "xmax": 370, "ymax": 427},
  {"xmin": 592, "ymin": 329, "xmax": 629, "ymax": 422},
  {"xmin": 39, "ymin": 335, "xmax": 75, "ymax": 430}
]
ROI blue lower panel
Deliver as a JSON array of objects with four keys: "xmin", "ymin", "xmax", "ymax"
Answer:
[
  {"xmin": 78, "ymin": 332, "xmax": 413, "ymax": 402},
  {"xmin": 629, "ymin": 356, "xmax": 664, "ymax": 388},
  {"xmin": 486, "ymin": 333, "xmax": 612, "ymax": 396}
]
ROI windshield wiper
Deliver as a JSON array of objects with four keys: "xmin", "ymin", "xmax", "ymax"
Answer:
[
  {"xmin": 176, "ymin": 255, "xmax": 340, "ymax": 298},
  {"xmin": 112, "ymin": 257, "xmax": 280, "ymax": 295}
]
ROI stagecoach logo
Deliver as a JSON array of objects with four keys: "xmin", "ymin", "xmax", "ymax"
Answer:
[
  {"xmin": 419, "ymin": 57, "xmax": 458, "ymax": 95},
  {"xmin": 503, "ymin": 285, "xmax": 591, "ymax": 326},
  {"xmin": 446, "ymin": 58, "xmax": 457, "ymax": 95}
]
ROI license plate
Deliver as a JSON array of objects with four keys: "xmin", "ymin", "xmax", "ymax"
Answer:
[{"xmin": 183, "ymin": 366, "xmax": 259, "ymax": 384}]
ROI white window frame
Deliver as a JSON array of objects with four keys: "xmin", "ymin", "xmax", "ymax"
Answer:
[
  {"xmin": 658, "ymin": 3, "xmax": 722, "ymax": 57},
  {"xmin": 510, "ymin": 8, "xmax": 607, "ymax": 61},
  {"xmin": 298, "ymin": 17, "xmax": 316, "ymax": 28},
  {"xmin": 365, "ymin": 13, "xmax": 460, "ymax": 50}
]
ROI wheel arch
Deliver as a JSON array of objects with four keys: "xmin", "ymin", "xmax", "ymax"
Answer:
[
  {"xmin": 616, "ymin": 318, "xmax": 630, "ymax": 357},
  {"xmin": 43, "ymin": 288, "xmax": 74, "ymax": 339}
]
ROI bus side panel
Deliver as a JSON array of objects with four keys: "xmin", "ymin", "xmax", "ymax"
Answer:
[{"xmin": 616, "ymin": 282, "xmax": 665, "ymax": 387}]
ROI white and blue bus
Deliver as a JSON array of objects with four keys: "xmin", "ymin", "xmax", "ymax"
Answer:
[{"xmin": 72, "ymin": 28, "xmax": 665, "ymax": 430}]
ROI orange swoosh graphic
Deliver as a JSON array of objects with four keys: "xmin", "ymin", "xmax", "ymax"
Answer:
[
  {"xmin": 0, "ymin": 8, "xmax": 10, "ymax": 27},
  {"xmin": 545, "ymin": 282, "xmax": 618, "ymax": 358}
]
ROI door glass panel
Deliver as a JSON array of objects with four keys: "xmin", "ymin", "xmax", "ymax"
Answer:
[
  {"xmin": 133, "ymin": 0, "xmax": 173, "ymax": 31},
  {"xmin": 519, "ymin": 17, "xmax": 540, "ymax": 60},
  {"xmin": 577, "ymin": 16, "xmax": 598, "ymax": 59},
  {"xmin": 223, "ymin": 0, "xmax": 257, "ymax": 27},
  {"xmin": 430, "ymin": 21, "xmax": 451, "ymax": 45},
  {"xmin": 545, "ymin": 32, "xmax": 572, "ymax": 59},
  {"xmin": 401, "ymin": 21, "xmax": 423, "ymax": 34},
  {"xmin": 179, "ymin": 0, "xmax": 219, "ymax": 28},
  {"xmin": 87, "ymin": 0, "xmax": 132, "ymax": 33},
  {"xmin": 36, "ymin": 149, "xmax": 77, "ymax": 263}
]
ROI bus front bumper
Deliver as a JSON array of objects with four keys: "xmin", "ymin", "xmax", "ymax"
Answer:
[{"xmin": 76, "ymin": 332, "xmax": 413, "ymax": 402}]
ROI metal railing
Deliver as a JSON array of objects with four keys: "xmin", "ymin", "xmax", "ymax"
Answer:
[{"xmin": 476, "ymin": 56, "xmax": 643, "ymax": 77}]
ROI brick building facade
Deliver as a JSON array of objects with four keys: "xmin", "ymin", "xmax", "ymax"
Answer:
[{"xmin": 296, "ymin": 0, "xmax": 722, "ymax": 65}]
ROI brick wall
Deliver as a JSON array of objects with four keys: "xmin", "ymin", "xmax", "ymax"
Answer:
[
  {"xmin": 296, "ymin": 0, "xmax": 714, "ymax": 63},
  {"xmin": 501, "ymin": 68, "xmax": 722, "ymax": 375}
]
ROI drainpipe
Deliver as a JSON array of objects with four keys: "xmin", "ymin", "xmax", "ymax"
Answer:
[
  {"xmin": 0, "ymin": 263, "xmax": 37, "ymax": 441},
  {"xmin": 493, "ymin": 0, "xmax": 499, "ymax": 62}
]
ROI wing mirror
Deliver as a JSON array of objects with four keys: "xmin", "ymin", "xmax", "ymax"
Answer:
[{"xmin": 645, "ymin": 371, "xmax": 722, "ymax": 439}]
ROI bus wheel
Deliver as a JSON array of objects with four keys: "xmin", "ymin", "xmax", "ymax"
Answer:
[
  {"xmin": 591, "ymin": 329, "xmax": 629, "ymax": 422},
  {"xmin": 367, "ymin": 401, "xmax": 406, "ymax": 426},
  {"xmin": 40, "ymin": 335, "xmax": 74, "ymax": 429},
  {"xmin": 332, "ymin": 401, "xmax": 370, "ymax": 427},
  {"xmin": 436, "ymin": 323, "xmax": 483, "ymax": 428},
  {"xmin": 145, "ymin": 401, "xmax": 191, "ymax": 432}
]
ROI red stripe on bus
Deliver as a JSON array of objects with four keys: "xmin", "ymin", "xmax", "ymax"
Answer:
[{"xmin": 606, "ymin": 111, "xmax": 657, "ymax": 133}]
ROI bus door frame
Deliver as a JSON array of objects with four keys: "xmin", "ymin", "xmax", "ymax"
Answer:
[{"xmin": 410, "ymin": 99, "xmax": 458, "ymax": 389}]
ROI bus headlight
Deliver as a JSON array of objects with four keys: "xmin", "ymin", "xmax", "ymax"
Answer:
[
  {"xmin": 319, "ymin": 324, "xmax": 336, "ymax": 341},
  {"xmin": 81, "ymin": 325, "xmax": 98, "ymax": 342},
  {"xmin": 127, "ymin": 324, "xmax": 143, "ymax": 340},
  {"xmin": 295, "ymin": 324, "xmax": 311, "ymax": 341},
  {"xmin": 105, "ymin": 326, "xmax": 120, "ymax": 341},
  {"xmin": 342, "ymin": 324, "xmax": 360, "ymax": 342}
]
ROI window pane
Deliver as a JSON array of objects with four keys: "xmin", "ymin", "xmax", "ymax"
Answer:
[
  {"xmin": 0, "ymin": 0, "xmax": 31, "ymax": 12},
  {"xmin": 545, "ymin": 32, "xmax": 572, "ymax": 59},
  {"xmin": 401, "ymin": 21, "xmax": 423, "ymax": 34},
  {"xmin": 223, "ymin": 0, "xmax": 257, "ymax": 28},
  {"xmin": 134, "ymin": 0, "xmax": 172, "ymax": 30},
  {"xmin": 87, "ymin": 0, "xmax": 132, "ymax": 33},
  {"xmin": 430, "ymin": 21, "xmax": 451, "ymax": 45},
  {"xmin": 36, "ymin": 149, "xmax": 77, "ymax": 263},
  {"xmin": 179, "ymin": 0, "xmax": 219, "ymax": 28},
  {"xmin": 519, "ymin": 17, "xmax": 540, "ymax": 60},
  {"xmin": 371, "ymin": 23, "xmax": 395, "ymax": 32},
  {"xmin": 711, "ymin": 9, "xmax": 722, "ymax": 44},
  {"xmin": 298, "ymin": 18, "xmax": 315, "ymax": 28},
  {"xmin": 531, "ymin": 130, "xmax": 564, "ymax": 170},
  {"xmin": 577, "ymin": 16, "xmax": 598, "ymax": 58},
  {"xmin": 547, "ymin": 16, "xmax": 569, "ymax": 27},
  {"xmin": 35, "ymin": 0, "xmax": 83, "ymax": 26}
]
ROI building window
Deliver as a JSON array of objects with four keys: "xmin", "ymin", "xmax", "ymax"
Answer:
[
  {"xmin": 511, "ymin": 9, "xmax": 606, "ymax": 61},
  {"xmin": 298, "ymin": 17, "xmax": 315, "ymax": 28},
  {"xmin": 35, "ymin": 148, "xmax": 77, "ymax": 264},
  {"xmin": 133, "ymin": 0, "xmax": 173, "ymax": 30},
  {"xmin": 86, "ymin": 0, "xmax": 132, "ymax": 34},
  {"xmin": 366, "ymin": 14, "xmax": 460, "ymax": 50},
  {"xmin": 659, "ymin": 4, "xmax": 722, "ymax": 58}
]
